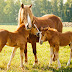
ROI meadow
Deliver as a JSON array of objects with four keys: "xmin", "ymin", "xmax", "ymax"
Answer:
[{"xmin": 0, "ymin": 25, "xmax": 72, "ymax": 72}]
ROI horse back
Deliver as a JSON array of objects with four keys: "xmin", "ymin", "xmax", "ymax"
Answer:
[
  {"xmin": 34, "ymin": 14, "xmax": 63, "ymax": 32},
  {"xmin": 59, "ymin": 32, "xmax": 72, "ymax": 46}
]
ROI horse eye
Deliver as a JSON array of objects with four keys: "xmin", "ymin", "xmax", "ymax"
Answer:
[
  {"xmin": 43, "ymin": 34, "xmax": 44, "ymax": 36},
  {"xmin": 33, "ymin": 26, "xmax": 35, "ymax": 28}
]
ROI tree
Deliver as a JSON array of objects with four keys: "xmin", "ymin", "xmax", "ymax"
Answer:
[
  {"xmin": 51, "ymin": 0, "xmax": 59, "ymax": 16},
  {"xmin": 0, "ymin": 0, "xmax": 6, "ymax": 23}
]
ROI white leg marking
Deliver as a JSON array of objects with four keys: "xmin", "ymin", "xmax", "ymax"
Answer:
[
  {"xmin": 67, "ymin": 48, "xmax": 72, "ymax": 66},
  {"xmin": 67, "ymin": 58, "xmax": 71, "ymax": 66},
  {"xmin": 39, "ymin": 32, "xmax": 42, "ymax": 43},
  {"xmin": 57, "ymin": 58, "xmax": 61, "ymax": 68},
  {"xmin": 20, "ymin": 49, "xmax": 24, "ymax": 68},
  {"xmin": 49, "ymin": 47, "xmax": 53, "ymax": 66},
  {"xmin": 27, "ymin": 13, "xmax": 32, "ymax": 28},
  {"xmin": 7, "ymin": 47, "xmax": 17, "ymax": 69}
]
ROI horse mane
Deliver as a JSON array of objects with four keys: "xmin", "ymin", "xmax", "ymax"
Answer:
[
  {"xmin": 41, "ymin": 27, "xmax": 57, "ymax": 32},
  {"xmin": 16, "ymin": 24, "xmax": 25, "ymax": 31},
  {"xmin": 18, "ymin": 8, "xmax": 22, "ymax": 25},
  {"xmin": 48, "ymin": 27, "xmax": 57, "ymax": 32}
]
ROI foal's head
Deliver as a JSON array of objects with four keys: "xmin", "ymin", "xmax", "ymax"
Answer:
[
  {"xmin": 18, "ymin": 3, "xmax": 33, "ymax": 29},
  {"xmin": 39, "ymin": 27, "xmax": 57, "ymax": 44},
  {"xmin": 17, "ymin": 23, "xmax": 39, "ymax": 35},
  {"xmin": 38, "ymin": 27, "xmax": 49, "ymax": 44}
]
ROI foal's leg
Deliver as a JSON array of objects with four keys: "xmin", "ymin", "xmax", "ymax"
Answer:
[
  {"xmin": 67, "ymin": 45, "xmax": 72, "ymax": 66},
  {"xmin": 24, "ymin": 43, "xmax": 28, "ymax": 63},
  {"xmin": 31, "ymin": 42, "xmax": 38, "ymax": 65},
  {"xmin": 20, "ymin": 47, "xmax": 24, "ymax": 68},
  {"xmin": 55, "ymin": 47, "xmax": 61, "ymax": 68},
  {"xmin": 49, "ymin": 47, "xmax": 53, "ymax": 66},
  {"xmin": 7, "ymin": 47, "xmax": 17, "ymax": 69}
]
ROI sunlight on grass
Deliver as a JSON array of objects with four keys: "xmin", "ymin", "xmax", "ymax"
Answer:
[{"xmin": 0, "ymin": 25, "xmax": 72, "ymax": 72}]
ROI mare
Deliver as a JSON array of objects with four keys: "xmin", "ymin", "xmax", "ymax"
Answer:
[
  {"xmin": 0, "ymin": 24, "xmax": 38, "ymax": 69},
  {"xmin": 39, "ymin": 27, "xmax": 72, "ymax": 68},
  {"xmin": 18, "ymin": 3, "xmax": 63, "ymax": 64}
]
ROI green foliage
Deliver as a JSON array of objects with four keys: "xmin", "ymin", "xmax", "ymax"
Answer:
[{"xmin": 0, "ymin": 0, "xmax": 72, "ymax": 23}]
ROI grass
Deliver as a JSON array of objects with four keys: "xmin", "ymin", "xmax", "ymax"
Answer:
[{"xmin": 0, "ymin": 25, "xmax": 72, "ymax": 72}]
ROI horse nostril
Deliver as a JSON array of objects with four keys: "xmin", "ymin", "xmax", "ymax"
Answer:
[{"xmin": 27, "ymin": 24, "xmax": 29, "ymax": 28}]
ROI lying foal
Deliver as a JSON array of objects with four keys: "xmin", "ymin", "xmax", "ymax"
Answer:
[
  {"xmin": 39, "ymin": 27, "xmax": 72, "ymax": 68},
  {"xmin": 0, "ymin": 24, "xmax": 38, "ymax": 69}
]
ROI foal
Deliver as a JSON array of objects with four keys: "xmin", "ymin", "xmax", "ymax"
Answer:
[
  {"xmin": 39, "ymin": 27, "xmax": 72, "ymax": 68},
  {"xmin": 0, "ymin": 24, "xmax": 38, "ymax": 69}
]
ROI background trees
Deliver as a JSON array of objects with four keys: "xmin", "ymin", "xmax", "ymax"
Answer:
[{"xmin": 0, "ymin": 0, "xmax": 72, "ymax": 23}]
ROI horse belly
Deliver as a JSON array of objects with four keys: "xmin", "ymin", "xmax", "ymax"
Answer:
[
  {"xmin": 60, "ymin": 39, "xmax": 70, "ymax": 46},
  {"xmin": 6, "ymin": 38, "xmax": 17, "ymax": 47}
]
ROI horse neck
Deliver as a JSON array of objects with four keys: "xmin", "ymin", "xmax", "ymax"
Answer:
[
  {"xmin": 16, "ymin": 26, "xmax": 29, "ymax": 37},
  {"xmin": 47, "ymin": 30, "xmax": 57, "ymax": 41},
  {"xmin": 33, "ymin": 16, "xmax": 38, "ymax": 23}
]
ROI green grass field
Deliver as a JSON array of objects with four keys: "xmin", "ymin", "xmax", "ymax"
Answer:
[{"xmin": 0, "ymin": 25, "xmax": 72, "ymax": 72}]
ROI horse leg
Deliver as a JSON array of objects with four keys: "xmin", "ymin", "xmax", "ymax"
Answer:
[
  {"xmin": 67, "ymin": 44, "xmax": 72, "ymax": 66},
  {"xmin": 20, "ymin": 47, "xmax": 24, "ymax": 68},
  {"xmin": 24, "ymin": 43, "xmax": 28, "ymax": 63},
  {"xmin": 54, "ymin": 47, "xmax": 61, "ymax": 68},
  {"xmin": 31, "ymin": 42, "xmax": 38, "ymax": 65},
  {"xmin": 7, "ymin": 47, "xmax": 17, "ymax": 69},
  {"xmin": 49, "ymin": 47, "xmax": 53, "ymax": 66}
]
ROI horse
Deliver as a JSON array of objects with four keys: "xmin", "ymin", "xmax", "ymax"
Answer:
[
  {"xmin": 18, "ymin": 3, "xmax": 63, "ymax": 65},
  {"xmin": 0, "ymin": 23, "xmax": 38, "ymax": 69},
  {"xmin": 39, "ymin": 27, "xmax": 72, "ymax": 68}
]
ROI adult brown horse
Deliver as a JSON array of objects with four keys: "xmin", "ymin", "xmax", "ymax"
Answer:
[{"xmin": 18, "ymin": 4, "xmax": 63, "ymax": 65}]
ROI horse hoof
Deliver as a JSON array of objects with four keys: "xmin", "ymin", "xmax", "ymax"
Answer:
[
  {"xmin": 57, "ymin": 65, "xmax": 61, "ymax": 69},
  {"xmin": 24, "ymin": 62, "xmax": 28, "ymax": 65},
  {"xmin": 7, "ymin": 65, "xmax": 10, "ymax": 70},
  {"xmin": 19, "ymin": 65, "xmax": 24, "ymax": 68},
  {"xmin": 33, "ymin": 62, "xmax": 38, "ymax": 66},
  {"xmin": 49, "ymin": 63, "xmax": 52, "ymax": 67}
]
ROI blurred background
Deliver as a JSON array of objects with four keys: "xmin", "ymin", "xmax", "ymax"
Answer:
[{"xmin": 0, "ymin": 0, "xmax": 72, "ymax": 25}]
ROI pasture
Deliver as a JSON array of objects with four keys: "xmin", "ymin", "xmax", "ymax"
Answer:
[{"xmin": 0, "ymin": 25, "xmax": 72, "ymax": 72}]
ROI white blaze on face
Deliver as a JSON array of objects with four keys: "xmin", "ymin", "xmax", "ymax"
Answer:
[
  {"xmin": 25, "ymin": 14, "xmax": 32, "ymax": 29},
  {"xmin": 34, "ymin": 24, "xmax": 39, "ymax": 32},
  {"xmin": 25, "ymin": 13, "xmax": 32, "ymax": 29},
  {"xmin": 39, "ymin": 32, "xmax": 42, "ymax": 43}
]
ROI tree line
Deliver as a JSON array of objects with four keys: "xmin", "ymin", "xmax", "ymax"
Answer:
[{"xmin": 0, "ymin": 0, "xmax": 72, "ymax": 23}]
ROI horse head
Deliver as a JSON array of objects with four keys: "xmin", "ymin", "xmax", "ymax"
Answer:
[{"xmin": 18, "ymin": 3, "xmax": 33, "ymax": 30}]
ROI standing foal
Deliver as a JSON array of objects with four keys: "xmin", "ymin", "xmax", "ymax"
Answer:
[
  {"xmin": 0, "ymin": 24, "xmax": 38, "ymax": 69},
  {"xmin": 39, "ymin": 27, "xmax": 72, "ymax": 68}
]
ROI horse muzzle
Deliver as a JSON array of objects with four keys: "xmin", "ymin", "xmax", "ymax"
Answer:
[
  {"xmin": 36, "ymin": 32, "xmax": 40, "ymax": 37},
  {"xmin": 26, "ymin": 24, "xmax": 32, "ymax": 30},
  {"xmin": 40, "ymin": 40, "xmax": 43, "ymax": 45}
]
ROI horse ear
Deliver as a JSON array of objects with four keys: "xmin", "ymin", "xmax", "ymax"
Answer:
[
  {"xmin": 47, "ymin": 26, "xmax": 50, "ymax": 30},
  {"xmin": 21, "ymin": 3, "xmax": 24, "ymax": 8},
  {"xmin": 40, "ymin": 27, "xmax": 44, "ymax": 31},
  {"xmin": 29, "ymin": 4, "xmax": 32, "ymax": 8}
]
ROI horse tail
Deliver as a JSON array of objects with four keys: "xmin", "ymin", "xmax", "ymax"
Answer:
[{"xmin": 57, "ymin": 17, "xmax": 63, "ymax": 33}]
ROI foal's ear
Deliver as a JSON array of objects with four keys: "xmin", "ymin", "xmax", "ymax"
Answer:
[
  {"xmin": 29, "ymin": 4, "xmax": 32, "ymax": 8},
  {"xmin": 21, "ymin": 3, "xmax": 24, "ymax": 8},
  {"xmin": 40, "ymin": 27, "xmax": 44, "ymax": 31}
]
